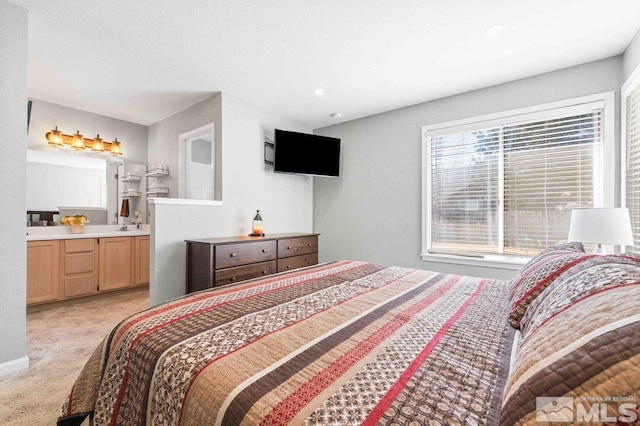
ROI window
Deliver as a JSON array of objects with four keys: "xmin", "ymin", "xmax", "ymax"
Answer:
[
  {"xmin": 623, "ymin": 69, "xmax": 640, "ymax": 255},
  {"xmin": 422, "ymin": 93, "xmax": 614, "ymax": 262}
]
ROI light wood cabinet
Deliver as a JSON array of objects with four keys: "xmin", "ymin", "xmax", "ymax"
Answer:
[
  {"xmin": 26, "ymin": 240, "xmax": 61, "ymax": 305},
  {"xmin": 63, "ymin": 238, "xmax": 98, "ymax": 298},
  {"xmin": 133, "ymin": 236, "xmax": 150, "ymax": 286},
  {"xmin": 98, "ymin": 237, "xmax": 133, "ymax": 291},
  {"xmin": 27, "ymin": 234, "xmax": 150, "ymax": 306}
]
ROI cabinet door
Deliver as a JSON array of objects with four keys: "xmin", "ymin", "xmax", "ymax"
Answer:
[
  {"xmin": 99, "ymin": 237, "xmax": 132, "ymax": 291},
  {"xmin": 27, "ymin": 240, "xmax": 61, "ymax": 305},
  {"xmin": 134, "ymin": 236, "xmax": 150, "ymax": 286}
]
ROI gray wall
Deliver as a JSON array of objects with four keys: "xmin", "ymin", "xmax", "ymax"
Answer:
[
  {"xmin": 0, "ymin": 0, "xmax": 28, "ymax": 374},
  {"xmin": 148, "ymin": 93, "xmax": 223, "ymax": 200},
  {"xmin": 314, "ymin": 57, "xmax": 623, "ymax": 280}
]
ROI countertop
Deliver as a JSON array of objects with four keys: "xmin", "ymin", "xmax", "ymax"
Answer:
[{"xmin": 27, "ymin": 224, "xmax": 150, "ymax": 241}]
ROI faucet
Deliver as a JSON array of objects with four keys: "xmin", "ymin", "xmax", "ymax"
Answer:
[{"xmin": 119, "ymin": 220, "xmax": 129, "ymax": 231}]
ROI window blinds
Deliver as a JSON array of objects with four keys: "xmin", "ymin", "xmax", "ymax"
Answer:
[
  {"xmin": 429, "ymin": 108, "xmax": 603, "ymax": 257},
  {"xmin": 625, "ymin": 83, "xmax": 640, "ymax": 255}
]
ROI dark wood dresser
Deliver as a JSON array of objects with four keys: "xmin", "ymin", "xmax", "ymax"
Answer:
[{"xmin": 185, "ymin": 233, "xmax": 319, "ymax": 294}]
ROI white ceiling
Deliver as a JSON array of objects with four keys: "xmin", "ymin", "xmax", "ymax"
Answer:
[{"xmin": 10, "ymin": 0, "xmax": 640, "ymax": 129}]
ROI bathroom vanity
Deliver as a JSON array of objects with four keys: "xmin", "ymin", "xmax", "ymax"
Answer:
[{"xmin": 26, "ymin": 225, "xmax": 150, "ymax": 306}]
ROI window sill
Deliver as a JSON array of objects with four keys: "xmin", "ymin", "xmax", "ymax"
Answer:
[{"xmin": 421, "ymin": 252, "xmax": 529, "ymax": 271}]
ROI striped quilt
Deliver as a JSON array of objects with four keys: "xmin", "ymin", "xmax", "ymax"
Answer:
[{"xmin": 58, "ymin": 260, "xmax": 515, "ymax": 426}]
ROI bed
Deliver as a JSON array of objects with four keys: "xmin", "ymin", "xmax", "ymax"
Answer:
[{"xmin": 57, "ymin": 244, "xmax": 640, "ymax": 426}]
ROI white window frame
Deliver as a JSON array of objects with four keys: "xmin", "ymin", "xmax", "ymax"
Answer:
[
  {"xmin": 622, "ymin": 65, "xmax": 640, "ymax": 254},
  {"xmin": 421, "ymin": 92, "xmax": 615, "ymax": 271}
]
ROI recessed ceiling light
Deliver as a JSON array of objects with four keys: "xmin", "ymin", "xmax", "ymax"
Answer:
[
  {"xmin": 330, "ymin": 113, "xmax": 342, "ymax": 119},
  {"xmin": 313, "ymin": 88, "xmax": 325, "ymax": 96},
  {"xmin": 485, "ymin": 24, "xmax": 505, "ymax": 36}
]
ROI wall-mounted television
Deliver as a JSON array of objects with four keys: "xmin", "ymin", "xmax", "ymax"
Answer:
[{"xmin": 273, "ymin": 129, "xmax": 341, "ymax": 178}]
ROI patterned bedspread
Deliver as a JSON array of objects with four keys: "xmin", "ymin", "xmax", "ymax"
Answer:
[{"xmin": 58, "ymin": 261, "xmax": 515, "ymax": 426}]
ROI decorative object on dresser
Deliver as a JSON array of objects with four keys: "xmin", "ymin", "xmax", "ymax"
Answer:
[
  {"xmin": 185, "ymin": 233, "xmax": 319, "ymax": 293},
  {"xmin": 250, "ymin": 209, "xmax": 264, "ymax": 236}
]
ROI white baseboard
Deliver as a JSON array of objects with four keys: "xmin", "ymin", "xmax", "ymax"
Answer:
[{"xmin": 0, "ymin": 355, "xmax": 29, "ymax": 377}]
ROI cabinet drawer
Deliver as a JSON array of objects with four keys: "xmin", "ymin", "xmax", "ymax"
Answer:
[
  {"xmin": 64, "ymin": 274, "xmax": 96, "ymax": 298},
  {"xmin": 65, "ymin": 252, "xmax": 95, "ymax": 275},
  {"xmin": 65, "ymin": 238, "xmax": 95, "ymax": 254},
  {"xmin": 277, "ymin": 236, "xmax": 318, "ymax": 258},
  {"xmin": 215, "ymin": 260, "xmax": 277, "ymax": 286},
  {"xmin": 277, "ymin": 252, "xmax": 318, "ymax": 273},
  {"xmin": 215, "ymin": 241, "xmax": 276, "ymax": 269}
]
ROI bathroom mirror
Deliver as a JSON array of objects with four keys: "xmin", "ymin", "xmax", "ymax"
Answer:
[
  {"xmin": 26, "ymin": 149, "xmax": 147, "ymax": 225},
  {"xmin": 179, "ymin": 123, "xmax": 215, "ymax": 200},
  {"xmin": 27, "ymin": 149, "xmax": 109, "ymax": 213}
]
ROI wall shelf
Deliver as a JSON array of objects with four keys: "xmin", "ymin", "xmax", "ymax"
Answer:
[
  {"xmin": 146, "ymin": 187, "xmax": 169, "ymax": 197},
  {"xmin": 146, "ymin": 167, "xmax": 169, "ymax": 177},
  {"xmin": 121, "ymin": 174, "xmax": 141, "ymax": 183},
  {"xmin": 145, "ymin": 165, "xmax": 169, "ymax": 197}
]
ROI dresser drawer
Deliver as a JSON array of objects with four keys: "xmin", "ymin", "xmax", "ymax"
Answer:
[
  {"xmin": 277, "ymin": 252, "xmax": 318, "ymax": 273},
  {"xmin": 277, "ymin": 236, "xmax": 318, "ymax": 258},
  {"xmin": 215, "ymin": 260, "xmax": 277, "ymax": 286},
  {"xmin": 65, "ymin": 238, "xmax": 95, "ymax": 254},
  {"xmin": 215, "ymin": 241, "xmax": 276, "ymax": 269}
]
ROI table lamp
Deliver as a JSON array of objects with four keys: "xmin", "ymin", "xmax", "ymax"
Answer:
[{"xmin": 568, "ymin": 208, "xmax": 634, "ymax": 253}]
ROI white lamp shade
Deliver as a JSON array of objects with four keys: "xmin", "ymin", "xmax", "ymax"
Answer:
[{"xmin": 568, "ymin": 208, "xmax": 634, "ymax": 246}]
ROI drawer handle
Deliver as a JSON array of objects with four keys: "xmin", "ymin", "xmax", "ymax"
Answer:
[
  {"xmin": 262, "ymin": 270, "xmax": 267, "ymax": 274},
  {"xmin": 287, "ymin": 246, "xmax": 291, "ymax": 250},
  {"xmin": 230, "ymin": 277, "xmax": 236, "ymax": 282},
  {"xmin": 262, "ymin": 249, "xmax": 267, "ymax": 253},
  {"xmin": 286, "ymin": 265, "xmax": 291, "ymax": 269},
  {"xmin": 230, "ymin": 253, "xmax": 236, "ymax": 257},
  {"xmin": 308, "ymin": 244, "xmax": 312, "ymax": 247}
]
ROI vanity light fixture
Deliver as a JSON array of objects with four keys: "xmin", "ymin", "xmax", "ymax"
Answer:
[
  {"xmin": 110, "ymin": 138, "xmax": 123, "ymax": 156},
  {"xmin": 45, "ymin": 127, "xmax": 124, "ymax": 156},
  {"xmin": 48, "ymin": 126, "xmax": 64, "ymax": 147},
  {"xmin": 92, "ymin": 134, "xmax": 104, "ymax": 152},
  {"xmin": 71, "ymin": 130, "xmax": 85, "ymax": 150}
]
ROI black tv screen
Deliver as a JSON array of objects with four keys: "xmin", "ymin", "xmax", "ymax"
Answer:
[{"xmin": 274, "ymin": 129, "xmax": 341, "ymax": 177}]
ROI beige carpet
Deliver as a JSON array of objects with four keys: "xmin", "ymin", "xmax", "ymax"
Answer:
[{"xmin": 0, "ymin": 289, "xmax": 149, "ymax": 425}]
